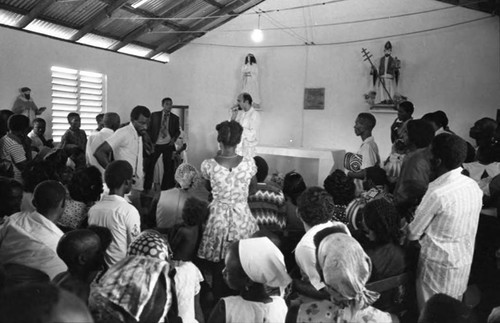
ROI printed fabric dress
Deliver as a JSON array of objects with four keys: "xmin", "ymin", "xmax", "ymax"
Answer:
[{"xmin": 197, "ymin": 156, "xmax": 259, "ymax": 262}]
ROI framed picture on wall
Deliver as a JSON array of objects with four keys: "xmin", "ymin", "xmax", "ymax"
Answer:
[{"xmin": 304, "ymin": 88, "xmax": 325, "ymax": 110}]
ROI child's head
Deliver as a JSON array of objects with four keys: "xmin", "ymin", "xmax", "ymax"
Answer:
[
  {"xmin": 57, "ymin": 229, "xmax": 104, "ymax": 273},
  {"xmin": 32, "ymin": 118, "xmax": 46, "ymax": 136},
  {"xmin": 283, "ymin": 171, "xmax": 306, "ymax": 206},
  {"xmin": 363, "ymin": 166, "xmax": 388, "ymax": 190},
  {"xmin": 182, "ymin": 197, "xmax": 208, "ymax": 226},
  {"xmin": 67, "ymin": 112, "xmax": 81, "ymax": 131},
  {"xmin": 362, "ymin": 198, "xmax": 401, "ymax": 244},
  {"xmin": 418, "ymin": 293, "xmax": 469, "ymax": 323},
  {"xmin": 253, "ymin": 156, "xmax": 269, "ymax": 183},
  {"xmin": 323, "ymin": 169, "xmax": 355, "ymax": 206}
]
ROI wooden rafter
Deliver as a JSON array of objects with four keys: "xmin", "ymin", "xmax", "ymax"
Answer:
[
  {"xmin": 146, "ymin": 0, "xmax": 254, "ymax": 58},
  {"xmin": 109, "ymin": 0, "xmax": 197, "ymax": 52},
  {"xmin": 70, "ymin": 0, "xmax": 129, "ymax": 41},
  {"xmin": 17, "ymin": 0, "xmax": 56, "ymax": 29},
  {"xmin": 201, "ymin": 0, "xmax": 224, "ymax": 9}
]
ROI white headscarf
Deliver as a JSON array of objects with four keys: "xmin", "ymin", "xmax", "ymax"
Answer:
[{"xmin": 239, "ymin": 237, "xmax": 291, "ymax": 288}]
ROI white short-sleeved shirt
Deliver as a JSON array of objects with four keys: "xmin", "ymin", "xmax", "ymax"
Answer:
[
  {"xmin": 358, "ymin": 136, "xmax": 380, "ymax": 169},
  {"xmin": 87, "ymin": 128, "xmax": 114, "ymax": 179},
  {"xmin": 105, "ymin": 123, "xmax": 144, "ymax": 191},
  {"xmin": 295, "ymin": 221, "xmax": 350, "ymax": 291},
  {"xmin": 87, "ymin": 194, "xmax": 141, "ymax": 267}
]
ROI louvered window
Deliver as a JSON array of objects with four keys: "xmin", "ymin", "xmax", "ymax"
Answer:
[{"xmin": 51, "ymin": 66, "xmax": 106, "ymax": 142}]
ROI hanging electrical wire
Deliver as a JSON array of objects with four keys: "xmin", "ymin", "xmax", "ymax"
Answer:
[
  {"xmin": 146, "ymin": 0, "xmax": 488, "ymax": 34},
  {"xmin": 187, "ymin": 15, "xmax": 494, "ymax": 48}
]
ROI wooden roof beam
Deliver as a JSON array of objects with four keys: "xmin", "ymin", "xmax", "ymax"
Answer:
[
  {"xmin": 70, "ymin": 0, "xmax": 129, "ymax": 41},
  {"xmin": 17, "ymin": 0, "xmax": 56, "ymax": 29},
  {"xmin": 146, "ymin": 0, "xmax": 252, "ymax": 58},
  {"xmin": 201, "ymin": 0, "xmax": 224, "ymax": 9},
  {"xmin": 109, "ymin": 0, "xmax": 196, "ymax": 51}
]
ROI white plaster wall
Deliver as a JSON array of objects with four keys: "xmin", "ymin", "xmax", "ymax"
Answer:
[
  {"xmin": 166, "ymin": 0, "xmax": 500, "ymax": 170},
  {"xmin": 0, "ymin": 27, "xmax": 171, "ymax": 135}
]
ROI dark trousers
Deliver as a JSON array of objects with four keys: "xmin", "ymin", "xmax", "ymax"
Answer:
[{"xmin": 144, "ymin": 143, "xmax": 175, "ymax": 191}]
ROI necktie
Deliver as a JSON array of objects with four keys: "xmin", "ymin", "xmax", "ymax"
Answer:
[{"xmin": 161, "ymin": 112, "xmax": 170, "ymax": 138}]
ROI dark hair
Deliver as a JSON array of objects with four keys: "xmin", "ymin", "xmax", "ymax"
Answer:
[
  {"xmin": 0, "ymin": 110, "xmax": 14, "ymax": 137},
  {"xmin": 33, "ymin": 180, "xmax": 66, "ymax": 215},
  {"xmin": 363, "ymin": 198, "xmax": 401, "ymax": 244},
  {"xmin": 216, "ymin": 120, "xmax": 243, "ymax": 147},
  {"xmin": 241, "ymin": 92, "xmax": 253, "ymax": 106},
  {"xmin": 323, "ymin": 169, "xmax": 355, "ymax": 206},
  {"xmin": 68, "ymin": 166, "xmax": 103, "ymax": 204},
  {"xmin": 398, "ymin": 101, "xmax": 414, "ymax": 116},
  {"xmin": 96, "ymin": 113, "xmax": 104, "ymax": 123},
  {"xmin": 419, "ymin": 293, "xmax": 469, "ymax": 323},
  {"xmin": 57, "ymin": 229, "xmax": 100, "ymax": 268},
  {"xmin": 357, "ymin": 113, "xmax": 376, "ymax": 130},
  {"xmin": 32, "ymin": 118, "xmax": 46, "ymax": 126},
  {"xmin": 0, "ymin": 177, "xmax": 23, "ymax": 217},
  {"xmin": 407, "ymin": 119, "xmax": 435, "ymax": 148},
  {"xmin": 365, "ymin": 166, "xmax": 388, "ymax": 186},
  {"xmin": 7, "ymin": 114, "xmax": 30, "ymax": 132},
  {"xmin": 0, "ymin": 282, "xmax": 60, "ymax": 323},
  {"xmin": 130, "ymin": 105, "xmax": 151, "ymax": 120},
  {"xmin": 431, "ymin": 133, "xmax": 468, "ymax": 170},
  {"xmin": 88, "ymin": 225, "xmax": 113, "ymax": 251},
  {"xmin": 22, "ymin": 160, "xmax": 58, "ymax": 193},
  {"xmin": 432, "ymin": 110, "xmax": 449, "ymax": 128},
  {"xmin": 66, "ymin": 112, "xmax": 80, "ymax": 122},
  {"xmin": 104, "ymin": 160, "xmax": 133, "ymax": 190},
  {"xmin": 283, "ymin": 171, "xmax": 307, "ymax": 205},
  {"xmin": 103, "ymin": 112, "xmax": 120, "ymax": 130},
  {"xmin": 297, "ymin": 187, "xmax": 334, "ymax": 226},
  {"xmin": 182, "ymin": 197, "xmax": 208, "ymax": 226},
  {"xmin": 254, "ymin": 156, "xmax": 269, "ymax": 182},
  {"xmin": 245, "ymin": 54, "xmax": 257, "ymax": 65},
  {"xmin": 161, "ymin": 97, "xmax": 173, "ymax": 106}
]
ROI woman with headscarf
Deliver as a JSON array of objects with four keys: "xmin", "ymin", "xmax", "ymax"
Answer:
[
  {"xmin": 130, "ymin": 230, "xmax": 204, "ymax": 323},
  {"xmin": 286, "ymin": 231, "xmax": 398, "ymax": 323},
  {"xmin": 208, "ymin": 237, "xmax": 291, "ymax": 323},
  {"xmin": 156, "ymin": 163, "xmax": 201, "ymax": 228}
]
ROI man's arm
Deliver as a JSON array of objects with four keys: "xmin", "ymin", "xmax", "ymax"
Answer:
[
  {"xmin": 407, "ymin": 191, "xmax": 439, "ymax": 241},
  {"xmin": 93, "ymin": 141, "xmax": 113, "ymax": 169}
]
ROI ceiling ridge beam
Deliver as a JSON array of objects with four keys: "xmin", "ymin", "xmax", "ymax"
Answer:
[
  {"xmin": 146, "ymin": 0, "xmax": 255, "ymax": 58},
  {"xmin": 70, "ymin": 0, "xmax": 129, "ymax": 42},
  {"xmin": 17, "ymin": 0, "xmax": 56, "ymax": 29},
  {"xmin": 109, "ymin": 0, "xmax": 197, "ymax": 51}
]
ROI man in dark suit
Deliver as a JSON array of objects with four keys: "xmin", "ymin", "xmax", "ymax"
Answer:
[{"xmin": 144, "ymin": 97, "xmax": 180, "ymax": 191}]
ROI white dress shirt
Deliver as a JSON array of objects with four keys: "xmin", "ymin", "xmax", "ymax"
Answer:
[
  {"xmin": 235, "ymin": 107, "xmax": 260, "ymax": 158},
  {"xmin": 105, "ymin": 123, "xmax": 144, "ymax": 191}
]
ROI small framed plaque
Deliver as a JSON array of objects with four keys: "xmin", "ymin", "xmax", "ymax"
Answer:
[{"xmin": 304, "ymin": 88, "xmax": 325, "ymax": 110}]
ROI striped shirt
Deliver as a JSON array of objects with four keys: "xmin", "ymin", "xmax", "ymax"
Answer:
[
  {"xmin": 0, "ymin": 135, "xmax": 27, "ymax": 183},
  {"xmin": 408, "ymin": 167, "xmax": 482, "ymax": 299}
]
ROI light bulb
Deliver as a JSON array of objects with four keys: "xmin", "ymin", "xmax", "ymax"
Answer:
[{"xmin": 251, "ymin": 29, "xmax": 263, "ymax": 43}]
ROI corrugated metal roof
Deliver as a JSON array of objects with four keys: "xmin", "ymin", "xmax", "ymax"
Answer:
[
  {"xmin": 44, "ymin": 0, "xmax": 107, "ymax": 28},
  {"xmin": 0, "ymin": 0, "xmax": 265, "ymax": 62},
  {"xmin": 2, "ymin": 0, "xmax": 36, "ymax": 11},
  {"xmin": 96, "ymin": 8, "xmax": 143, "ymax": 38}
]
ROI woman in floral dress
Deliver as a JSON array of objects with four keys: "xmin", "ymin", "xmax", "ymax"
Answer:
[{"xmin": 197, "ymin": 120, "xmax": 259, "ymax": 300}]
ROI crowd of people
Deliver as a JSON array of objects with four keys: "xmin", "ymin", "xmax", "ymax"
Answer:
[{"xmin": 0, "ymin": 89, "xmax": 500, "ymax": 323}]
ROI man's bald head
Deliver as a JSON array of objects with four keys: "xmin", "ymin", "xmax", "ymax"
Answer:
[{"xmin": 103, "ymin": 112, "xmax": 121, "ymax": 131}]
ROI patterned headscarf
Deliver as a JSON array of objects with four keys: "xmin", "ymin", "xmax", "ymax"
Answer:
[
  {"xmin": 239, "ymin": 237, "xmax": 291, "ymax": 288},
  {"xmin": 90, "ymin": 256, "xmax": 172, "ymax": 323},
  {"xmin": 128, "ymin": 230, "xmax": 173, "ymax": 261},
  {"xmin": 316, "ymin": 233, "xmax": 379, "ymax": 312},
  {"xmin": 174, "ymin": 163, "xmax": 199, "ymax": 190}
]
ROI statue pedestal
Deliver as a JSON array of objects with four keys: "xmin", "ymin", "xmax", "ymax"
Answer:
[{"xmin": 370, "ymin": 103, "xmax": 397, "ymax": 113}]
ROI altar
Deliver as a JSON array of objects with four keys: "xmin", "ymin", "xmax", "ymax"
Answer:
[{"xmin": 255, "ymin": 145, "xmax": 346, "ymax": 186}]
